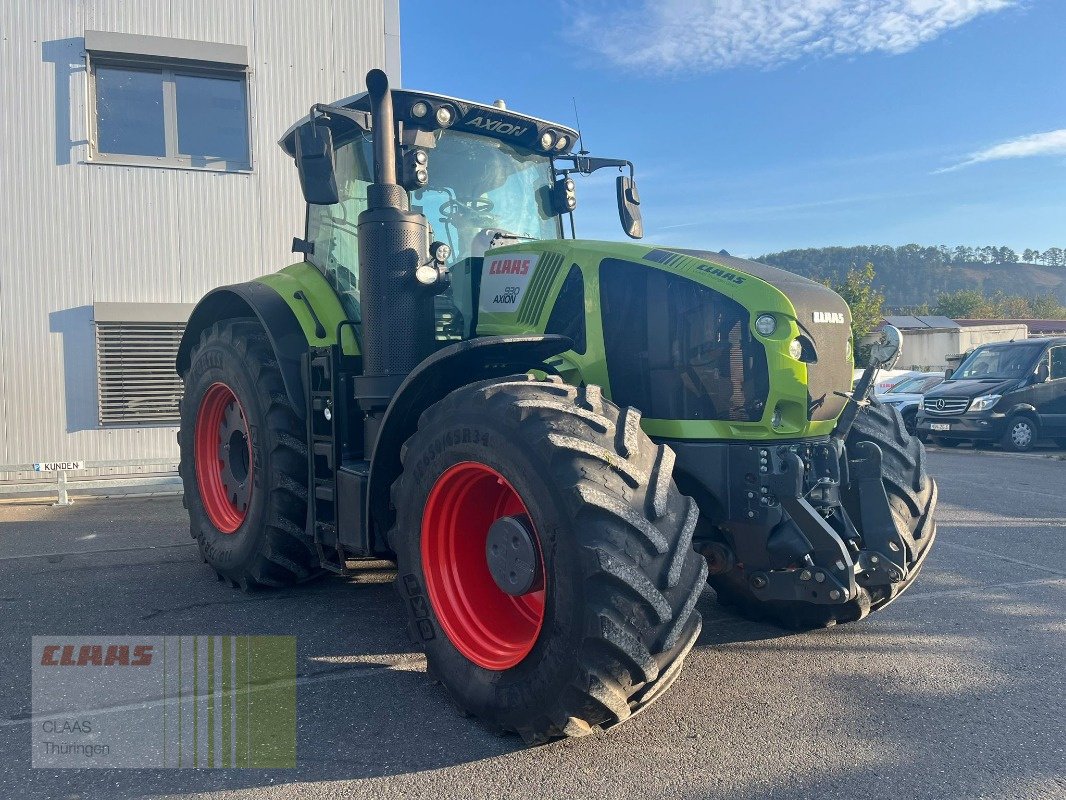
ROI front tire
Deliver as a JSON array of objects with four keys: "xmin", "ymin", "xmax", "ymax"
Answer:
[
  {"xmin": 178, "ymin": 320, "xmax": 322, "ymax": 589},
  {"xmin": 1000, "ymin": 415, "xmax": 1038, "ymax": 452},
  {"xmin": 389, "ymin": 375, "xmax": 707, "ymax": 743},
  {"xmin": 709, "ymin": 400, "xmax": 937, "ymax": 629}
]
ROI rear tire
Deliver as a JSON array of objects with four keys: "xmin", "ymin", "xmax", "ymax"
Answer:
[
  {"xmin": 389, "ymin": 375, "xmax": 706, "ymax": 743},
  {"xmin": 178, "ymin": 319, "xmax": 322, "ymax": 589}
]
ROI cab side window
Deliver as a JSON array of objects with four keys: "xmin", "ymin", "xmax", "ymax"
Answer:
[
  {"xmin": 306, "ymin": 140, "xmax": 373, "ymax": 320},
  {"xmin": 1049, "ymin": 346, "xmax": 1066, "ymax": 380}
]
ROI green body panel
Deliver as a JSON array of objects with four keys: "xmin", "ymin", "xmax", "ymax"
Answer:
[
  {"xmin": 255, "ymin": 262, "xmax": 359, "ymax": 355},
  {"xmin": 477, "ymin": 240, "xmax": 851, "ymax": 441}
]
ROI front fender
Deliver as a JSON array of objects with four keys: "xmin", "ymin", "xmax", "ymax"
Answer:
[
  {"xmin": 1000, "ymin": 402, "xmax": 1039, "ymax": 421},
  {"xmin": 176, "ymin": 283, "xmax": 310, "ymax": 418},
  {"xmin": 366, "ymin": 334, "xmax": 573, "ymax": 554}
]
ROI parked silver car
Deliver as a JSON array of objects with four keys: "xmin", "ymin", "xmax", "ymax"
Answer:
[{"xmin": 875, "ymin": 373, "xmax": 945, "ymax": 434}]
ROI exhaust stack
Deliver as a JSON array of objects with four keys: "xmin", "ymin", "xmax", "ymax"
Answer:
[{"xmin": 355, "ymin": 69, "xmax": 433, "ymax": 452}]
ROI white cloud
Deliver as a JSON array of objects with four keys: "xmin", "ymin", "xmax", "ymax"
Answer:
[
  {"xmin": 935, "ymin": 129, "xmax": 1066, "ymax": 172},
  {"xmin": 568, "ymin": 0, "xmax": 1017, "ymax": 73}
]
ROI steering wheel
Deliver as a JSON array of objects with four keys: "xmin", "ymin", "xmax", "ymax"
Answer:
[{"xmin": 440, "ymin": 197, "xmax": 495, "ymax": 217}]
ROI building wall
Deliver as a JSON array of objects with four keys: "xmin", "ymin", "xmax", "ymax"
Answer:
[
  {"xmin": 0, "ymin": 0, "xmax": 398, "ymax": 470},
  {"xmin": 958, "ymin": 324, "xmax": 1030, "ymax": 356},
  {"xmin": 898, "ymin": 329, "xmax": 960, "ymax": 372}
]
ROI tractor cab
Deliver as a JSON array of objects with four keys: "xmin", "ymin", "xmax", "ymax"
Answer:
[{"xmin": 279, "ymin": 88, "xmax": 640, "ymax": 338}]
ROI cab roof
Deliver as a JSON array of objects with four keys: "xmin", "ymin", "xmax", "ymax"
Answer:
[{"xmin": 278, "ymin": 87, "xmax": 579, "ymax": 159}]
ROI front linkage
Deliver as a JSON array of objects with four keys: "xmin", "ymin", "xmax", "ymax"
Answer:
[{"xmin": 676, "ymin": 326, "xmax": 938, "ymax": 627}]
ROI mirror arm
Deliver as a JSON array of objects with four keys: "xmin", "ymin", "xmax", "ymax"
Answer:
[
  {"xmin": 309, "ymin": 103, "xmax": 373, "ymax": 133},
  {"xmin": 554, "ymin": 155, "xmax": 634, "ymax": 178}
]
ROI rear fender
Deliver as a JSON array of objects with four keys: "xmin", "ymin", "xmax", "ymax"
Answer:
[{"xmin": 366, "ymin": 334, "xmax": 573, "ymax": 554}]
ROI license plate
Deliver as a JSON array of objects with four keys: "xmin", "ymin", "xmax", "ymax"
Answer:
[{"xmin": 930, "ymin": 423, "xmax": 951, "ymax": 431}]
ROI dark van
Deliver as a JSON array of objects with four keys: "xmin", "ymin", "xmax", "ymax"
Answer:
[{"xmin": 916, "ymin": 337, "xmax": 1066, "ymax": 451}]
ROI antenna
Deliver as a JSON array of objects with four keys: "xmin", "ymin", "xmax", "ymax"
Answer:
[{"xmin": 572, "ymin": 96, "xmax": 589, "ymax": 155}]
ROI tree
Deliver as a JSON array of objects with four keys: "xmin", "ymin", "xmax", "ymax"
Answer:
[
  {"xmin": 1045, "ymin": 247, "xmax": 1064, "ymax": 268},
  {"xmin": 826, "ymin": 262, "xmax": 884, "ymax": 366},
  {"xmin": 998, "ymin": 246, "xmax": 1018, "ymax": 264},
  {"xmin": 1031, "ymin": 293, "xmax": 1066, "ymax": 317},
  {"xmin": 1022, "ymin": 248, "xmax": 1037, "ymax": 263},
  {"xmin": 934, "ymin": 289, "xmax": 989, "ymax": 318}
]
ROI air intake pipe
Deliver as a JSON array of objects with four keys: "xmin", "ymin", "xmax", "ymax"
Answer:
[{"xmin": 355, "ymin": 69, "xmax": 434, "ymax": 452}]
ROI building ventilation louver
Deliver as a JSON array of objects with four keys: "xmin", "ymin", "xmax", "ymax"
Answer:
[{"xmin": 96, "ymin": 322, "xmax": 185, "ymax": 425}]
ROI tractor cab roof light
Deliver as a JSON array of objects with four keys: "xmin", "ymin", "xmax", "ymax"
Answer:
[{"xmin": 435, "ymin": 106, "xmax": 454, "ymax": 127}]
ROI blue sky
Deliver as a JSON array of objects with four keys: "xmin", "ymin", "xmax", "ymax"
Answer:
[{"xmin": 400, "ymin": 1, "xmax": 1065, "ymax": 258}]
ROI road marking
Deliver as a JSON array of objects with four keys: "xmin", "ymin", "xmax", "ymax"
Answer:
[
  {"xmin": 938, "ymin": 541, "xmax": 1066, "ymax": 577},
  {"xmin": 0, "ymin": 543, "xmax": 197, "ymax": 562},
  {"xmin": 895, "ymin": 576, "xmax": 1065, "ymax": 602}
]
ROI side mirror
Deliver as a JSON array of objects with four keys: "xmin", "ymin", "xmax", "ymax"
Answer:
[
  {"xmin": 868, "ymin": 324, "xmax": 903, "ymax": 370},
  {"xmin": 944, "ymin": 368, "xmax": 954, "ymax": 380},
  {"xmin": 295, "ymin": 118, "xmax": 339, "ymax": 205},
  {"xmin": 616, "ymin": 176, "xmax": 643, "ymax": 239}
]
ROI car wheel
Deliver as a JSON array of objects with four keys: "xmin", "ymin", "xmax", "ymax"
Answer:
[
  {"xmin": 1000, "ymin": 416, "xmax": 1038, "ymax": 452},
  {"xmin": 901, "ymin": 410, "xmax": 917, "ymax": 436}
]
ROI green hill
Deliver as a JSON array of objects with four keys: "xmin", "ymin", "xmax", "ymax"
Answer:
[{"xmin": 756, "ymin": 245, "xmax": 1066, "ymax": 311}]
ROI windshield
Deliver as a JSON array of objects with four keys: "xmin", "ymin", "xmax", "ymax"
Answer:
[
  {"xmin": 412, "ymin": 129, "xmax": 560, "ymax": 263},
  {"xmin": 307, "ymin": 131, "xmax": 560, "ymax": 278},
  {"xmin": 953, "ymin": 343, "xmax": 1042, "ymax": 380},
  {"xmin": 889, "ymin": 375, "xmax": 941, "ymax": 394},
  {"xmin": 305, "ymin": 130, "xmax": 561, "ymax": 338}
]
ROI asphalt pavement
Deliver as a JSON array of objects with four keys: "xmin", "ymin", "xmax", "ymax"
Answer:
[{"xmin": 1, "ymin": 448, "xmax": 1063, "ymax": 800}]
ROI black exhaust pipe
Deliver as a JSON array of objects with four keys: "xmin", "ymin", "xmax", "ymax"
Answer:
[{"xmin": 355, "ymin": 69, "xmax": 433, "ymax": 453}]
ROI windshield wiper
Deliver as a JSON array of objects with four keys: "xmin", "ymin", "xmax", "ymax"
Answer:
[{"xmin": 491, "ymin": 231, "xmax": 536, "ymax": 243}]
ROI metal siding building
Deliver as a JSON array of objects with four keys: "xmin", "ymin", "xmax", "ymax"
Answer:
[{"xmin": 0, "ymin": 0, "xmax": 399, "ymax": 477}]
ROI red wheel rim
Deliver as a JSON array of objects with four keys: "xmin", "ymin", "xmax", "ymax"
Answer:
[
  {"xmin": 194, "ymin": 382, "xmax": 253, "ymax": 534},
  {"xmin": 421, "ymin": 462, "xmax": 546, "ymax": 670}
]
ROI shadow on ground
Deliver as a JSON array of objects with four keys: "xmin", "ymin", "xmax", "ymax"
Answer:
[{"xmin": 2, "ymin": 468, "xmax": 1062, "ymax": 798}]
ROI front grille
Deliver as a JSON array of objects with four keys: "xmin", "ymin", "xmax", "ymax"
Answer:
[
  {"xmin": 665, "ymin": 249, "xmax": 854, "ymax": 423},
  {"xmin": 924, "ymin": 397, "xmax": 970, "ymax": 415},
  {"xmin": 599, "ymin": 258, "xmax": 769, "ymax": 422}
]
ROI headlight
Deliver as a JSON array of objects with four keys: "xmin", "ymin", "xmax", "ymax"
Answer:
[
  {"xmin": 411, "ymin": 101, "xmax": 429, "ymax": 119},
  {"xmin": 917, "ymin": 398, "xmax": 924, "ymax": 411},
  {"xmin": 771, "ymin": 406, "xmax": 783, "ymax": 429},
  {"xmin": 540, "ymin": 131, "xmax": 556, "ymax": 150},
  {"xmin": 755, "ymin": 314, "xmax": 777, "ymax": 336},
  {"xmin": 969, "ymin": 394, "xmax": 1001, "ymax": 412},
  {"xmin": 789, "ymin": 338, "xmax": 803, "ymax": 360}
]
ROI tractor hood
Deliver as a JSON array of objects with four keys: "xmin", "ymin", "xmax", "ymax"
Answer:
[
  {"xmin": 662, "ymin": 248, "xmax": 855, "ymax": 423},
  {"xmin": 665, "ymin": 249, "xmax": 850, "ymax": 325}
]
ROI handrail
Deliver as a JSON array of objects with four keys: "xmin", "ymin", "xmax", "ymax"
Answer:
[{"xmin": 0, "ymin": 458, "xmax": 181, "ymax": 506}]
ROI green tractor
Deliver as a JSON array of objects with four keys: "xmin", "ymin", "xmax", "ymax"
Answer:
[{"xmin": 176, "ymin": 70, "xmax": 937, "ymax": 743}]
